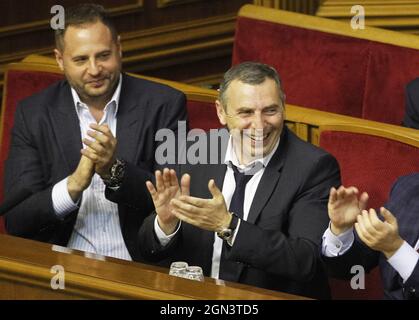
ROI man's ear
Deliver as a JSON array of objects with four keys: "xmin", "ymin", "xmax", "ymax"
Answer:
[
  {"xmin": 117, "ymin": 35, "xmax": 122, "ymax": 58},
  {"xmin": 54, "ymin": 48, "xmax": 64, "ymax": 71},
  {"xmin": 215, "ymin": 100, "xmax": 227, "ymax": 126}
]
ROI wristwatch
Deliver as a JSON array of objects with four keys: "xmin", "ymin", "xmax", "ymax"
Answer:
[
  {"xmin": 102, "ymin": 158, "xmax": 126, "ymax": 188},
  {"xmin": 217, "ymin": 212, "xmax": 240, "ymax": 241}
]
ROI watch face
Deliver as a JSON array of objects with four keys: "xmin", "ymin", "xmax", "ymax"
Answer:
[
  {"xmin": 114, "ymin": 164, "xmax": 124, "ymax": 179},
  {"xmin": 105, "ymin": 159, "xmax": 125, "ymax": 187}
]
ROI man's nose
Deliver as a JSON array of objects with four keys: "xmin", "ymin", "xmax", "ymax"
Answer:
[
  {"xmin": 251, "ymin": 113, "xmax": 265, "ymax": 129},
  {"xmin": 88, "ymin": 60, "xmax": 101, "ymax": 76}
]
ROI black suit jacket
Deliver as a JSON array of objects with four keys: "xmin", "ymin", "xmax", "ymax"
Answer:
[
  {"xmin": 322, "ymin": 173, "xmax": 419, "ymax": 300},
  {"xmin": 4, "ymin": 74, "xmax": 187, "ymax": 261},
  {"xmin": 138, "ymin": 128, "xmax": 341, "ymax": 299},
  {"xmin": 404, "ymin": 78, "xmax": 419, "ymax": 129}
]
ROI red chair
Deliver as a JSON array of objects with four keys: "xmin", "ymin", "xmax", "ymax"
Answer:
[
  {"xmin": 0, "ymin": 55, "xmax": 221, "ymax": 234},
  {"xmin": 233, "ymin": 5, "xmax": 419, "ymax": 125},
  {"xmin": 319, "ymin": 123, "xmax": 419, "ymax": 299},
  {"xmin": 0, "ymin": 60, "xmax": 64, "ymax": 233}
]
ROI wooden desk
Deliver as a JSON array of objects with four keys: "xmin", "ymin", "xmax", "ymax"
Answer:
[{"xmin": 0, "ymin": 234, "xmax": 308, "ymax": 300}]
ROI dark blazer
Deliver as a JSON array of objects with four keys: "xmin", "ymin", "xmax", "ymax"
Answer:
[
  {"xmin": 404, "ymin": 78, "xmax": 419, "ymax": 129},
  {"xmin": 323, "ymin": 173, "xmax": 419, "ymax": 299},
  {"xmin": 138, "ymin": 128, "xmax": 341, "ymax": 299},
  {"xmin": 4, "ymin": 74, "xmax": 187, "ymax": 261}
]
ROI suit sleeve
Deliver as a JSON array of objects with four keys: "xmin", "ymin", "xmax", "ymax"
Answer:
[
  {"xmin": 404, "ymin": 79, "xmax": 419, "ymax": 129},
  {"xmin": 137, "ymin": 212, "xmax": 184, "ymax": 263},
  {"xmin": 385, "ymin": 174, "xmax": 419, "ymax": 298},
  {"xmin": 4, "ymin": 102, "xmax": 76, "ymax": 239},
  {"xmin": 105, "ymin": 90, "xmax": 187, "ymax": 209},
  {"xmin": 404, "ymin": 261, "xmax": 419, "ymax": 298},
  {"xmin": 225, "ymin": 153, "xmax": 341, "ymax": 282}
]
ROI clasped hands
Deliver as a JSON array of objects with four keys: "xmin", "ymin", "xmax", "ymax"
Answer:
[
  {"xmin": 68, "ymin": 123, "xmax": 116, "ymax": 201},
  {"xmin": 328, "ymin": 186, "xmax": 404, "ymax": 258},
  {"xmin": 146, "ymin": 168, "xmax": 232, "ymax": 235}
]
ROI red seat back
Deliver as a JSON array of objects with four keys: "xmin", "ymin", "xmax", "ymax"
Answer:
[
  {"xmin": 234, "ymin": 5, "xmax": 419, "ymax": 125},
  {"xmin": 0, "ymin": 67, "xmax": 64, "ymax": 233},
  {"xmin": 319, "ymin": 124, "xmax": 419, "ymax": 299},
  {"xmin": 187, "ymin": 100, "xmax": 220, "ymax": 131}
]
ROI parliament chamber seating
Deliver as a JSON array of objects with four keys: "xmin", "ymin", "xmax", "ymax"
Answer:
[
  {"xmin": 233, "ymin": 4, "xmax": 419, "ymax": 126},
  {"xmin": 0, "ymin": 55, "xmax": 221, "ymax": 233},
  {"xmin": 1, "ymin": 55, "xmax": 419, "ymax": 300},
  {"xmin": 319, "ymin": 123, "xmax": 419, "ymax": 299}
]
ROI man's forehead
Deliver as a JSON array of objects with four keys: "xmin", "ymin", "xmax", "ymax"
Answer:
[
  {"xmin": 229, "ymin": 78, "xmax": 279, "ymax": 91},
  {"xmin": 64, "ymin": 29, "xmax": 114, "ymax": 56},
  {"xmin": 227, "ymin": 79, "xmax": 280, "ymax": 101},
  {"xmin": 63, "ymin": 22, "xmax": 112, "ymax": 43}
]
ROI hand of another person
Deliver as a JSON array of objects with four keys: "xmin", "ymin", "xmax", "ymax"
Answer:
[
  {"xmin": 67, "ymin": 155, "xmax": 95, "ymax": 202},
  {"xmin": 328, "ymin": 186, "xmax": 369, "ymax": 235},
  {"xmin": 355, "ymin": 207, "xmax": 404, "ymax": 259},
  {"xmin": 170, "ymin": 179, "xmax": 232, "ymax": 232},
  {"xmin": 146, "ymin": 168, "xmax": 190, "ymax": 235},
  {"xmin": 81, "ymin": 123, "xmax": 117, "ymax": 179}
]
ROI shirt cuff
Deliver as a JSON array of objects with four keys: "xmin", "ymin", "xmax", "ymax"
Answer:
[
  {"xmin": 154, "ymin": 216, "xmax": 181, "ymax": 246},
  {"xmin": 322, "ymin": 224, "xmax": 355, "ymax": 257},
  {"xmin": 226, "ymin": 219, "xmax": 242, "ymax": 247},
  {"xmin": 52, "ymin": 177, "xmax": 79, "ymax": 219},
  {"xmin": 387, "ymin": 241, "xmax": 419, "ymax": 283}
]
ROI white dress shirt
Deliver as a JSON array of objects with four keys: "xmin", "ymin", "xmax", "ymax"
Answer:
[
  {"xmin": 322, "ymin": 225, "xmax": 419, "ymax": 282},
  {"xmin": 155, "ymin": 135, "xmax": 280, "ymax": 279},
  {"xmin": 51, "ymin": 75, "xmax": 132, "ymax": 260}
]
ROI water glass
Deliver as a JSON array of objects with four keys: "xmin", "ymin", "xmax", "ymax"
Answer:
[
  {"xmin": 169, "ymin": 261, "xmax": 188, "ymax": 278},
  {"xmin": 185, "ymin": 266, "xmax": 204, "ymax": 282}
]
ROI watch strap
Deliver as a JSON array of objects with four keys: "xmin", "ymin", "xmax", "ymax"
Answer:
[{"xmin": 216, "ymin": 212, "xmax": 240, "ymax": 241}]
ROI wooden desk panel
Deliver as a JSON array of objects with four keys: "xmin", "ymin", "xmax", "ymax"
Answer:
[{"xmin": 0, "ymin": 234, "xmax": 308, "ymax": 300}]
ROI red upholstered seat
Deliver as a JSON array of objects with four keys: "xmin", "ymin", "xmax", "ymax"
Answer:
[
  {"xmin": 0, "ymin": 68, "xmax": 64, "ymax": 233},
  {"xmin": 234, "ymin": 5, "xmax": 419, "ymax": 125},
  {"xmin": 187, "ymin": 100, "xmax": 220, "ymax": 131},
  {"xmin": 0, "ymin": 56, "xmax": 220, "ymax": 234},
  {"xmin": 319, "ymin": 124, "xmax": 419, "ymax": 299}
]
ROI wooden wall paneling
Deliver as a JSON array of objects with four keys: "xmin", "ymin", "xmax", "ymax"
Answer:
[
  {"xmin": 119, "ymin": 13, "xmax": 236, "ymax": 83},
  {"xmin": 317, "ymin": 0, "xmax": 419, "ymax": 34},
  {"xmin": 157, "ymin": 0, "xmax": 202, "ymax": 8},
  {"xmin": 0, "ymin": 0, "xmax": 140, "ymax": 27},
  {"xmin": 0, "ymin": 0, "xmax": 252, "ymax": 100},
  {"xmin": 0, "ymin": 2, "xmax": 145, "ymax": 56},
  {"xmin": 253, "ymin": 0, "xmax": 320, "ymax": 14}
]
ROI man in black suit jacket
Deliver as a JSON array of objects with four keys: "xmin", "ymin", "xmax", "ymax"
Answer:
[
  {"xmin": 3, "ymin": 4, "xmax": 186, "ymax": 262},
  {"xmin": 322, "ymin": 174, "xmax": 419, "ymax": 299},
  {"xmin": 404, "ymin": 78, "xmax": 419, "ymax": 129},
  {"xmin": 138, "ymin": 62, "xmax": 341, "ymax": 299}
]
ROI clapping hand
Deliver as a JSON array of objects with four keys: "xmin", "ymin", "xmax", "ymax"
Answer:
[
  {"xmin": 146, "ymin": 168, "xmax": 190, "ymax": 235},
  {"xmin": 328, "ymin": 186, "xmax": 369, "ymax": 235}
]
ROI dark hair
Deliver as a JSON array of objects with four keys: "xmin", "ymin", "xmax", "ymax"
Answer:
[
  {"xmin": 219, "ymin": 62, "xmax": 285, "ymax": 109},
  {"xmin": 55, "ymin": 3, "xmax": 118, "ymax": 51}
]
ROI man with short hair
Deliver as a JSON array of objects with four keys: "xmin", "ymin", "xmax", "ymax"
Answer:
[
  {"xmin": 4, "ymin": 3, "xmax": 187, "ymax": 262},
  {"xmin": 138, "ymin": 62, "xmax": 341, "ymax": 299}
]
